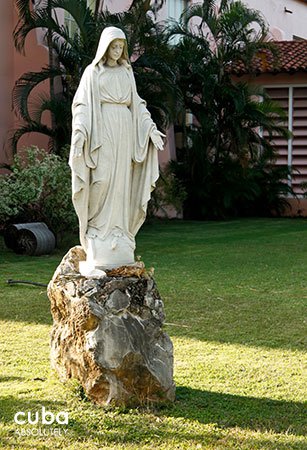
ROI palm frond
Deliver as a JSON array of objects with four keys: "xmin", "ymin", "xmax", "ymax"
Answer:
[
  {"xmin": 14, "ymin": 0, "xmax": 32, "ymax": 21},
  {"xmin": 10, "ymin": 122, "xmax": 54, "ymax": 155},
  {"xmin": 30, "ymin": 93, "xmax": 70, "ymax": 124},
  {"xmin": 128, "ymin": 0, "xmax": 151, "ymax": 13},
  {"xmin": 12, "ymin": 66, "xmax": 64, "ymax": 122},
  {"xmin": 50, "ymin": 0, "xmax": 95, "ymax": 46},
  {"xmin": 14, "ymin": 7, "xmax": 62, "ymax": 53}
]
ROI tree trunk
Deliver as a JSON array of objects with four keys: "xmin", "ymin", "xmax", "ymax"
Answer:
[{"xmin": 47, "ymin": 0, "xmax": 56, "ymax": 152}]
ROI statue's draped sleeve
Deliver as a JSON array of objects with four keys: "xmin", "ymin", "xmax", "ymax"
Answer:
[
  {"xmin": 69, "ymin": 64, "xmax": 102, "ymax": 248},
  {"xmin": 128, "ymin": 69, "xmax": 159, "ymax": 235}
]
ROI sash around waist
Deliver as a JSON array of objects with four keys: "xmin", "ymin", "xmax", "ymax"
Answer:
[{"xmin": 101, "ymin": 101, "xmax": 130, "ymax": 107}]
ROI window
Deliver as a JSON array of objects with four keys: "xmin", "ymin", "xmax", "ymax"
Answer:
[
  {"xmin": 64, "ymin": 0, "xmax": 95, "ymax": 37},
  {"xmin": 64, "ymin": 10, "xmax": 79, "ymax": 38},
  {"xmin": 264, "ymin": 85, "xmax": 307, "ymax": 195},
  {"xmin": 168, "ymin": 0, "xmax": 188, "ymax": 22},
  {"xmin": 87, "ymin": 0, "xmax": 96, "ymax": 12}
]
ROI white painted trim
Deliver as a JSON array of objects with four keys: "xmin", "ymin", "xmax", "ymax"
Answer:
[
  {"xmin": 258, "ymin": 95, "xmax": 264, "ymax": 138},
  {"xmin": 263, "ymin": 84, "xmax": 307, "ymax": 89}
]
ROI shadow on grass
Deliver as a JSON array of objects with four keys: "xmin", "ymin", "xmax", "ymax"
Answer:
[
  {"xmin": 0, "ymin": 239, "xmax": 67, "ymax": 325},
  {"xmin": 167, "ymin": 386, "xmax": 307, "ymax": 436},
  {"xmin": 0, "ymin": 396, "xmax": 67, "ymax": 424},
  {"xmin": 0, "ymin": 390, "xmax": 306, "ymax": 450},
  {"xmin": 0, "ymin": 376, "xmax": 25, "ymax": 383},
  {"xmin": 0, "ymin": 396, "xmax": 69, "ymax": 449},
  {"xmin": 1, "ymin": 387, "xmax": 305, "ymax": 435},
  {"xmin": 0, "ymin": 285, "xmax": 52, "ymax": 326}
]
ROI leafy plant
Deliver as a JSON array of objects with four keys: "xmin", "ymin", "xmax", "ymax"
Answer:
[
  {"xmin": 147, "ymin": 165, "xmax": 187, "ymax": 219},
  {"xmin": 0, "ymin": 146, "xmax": 77, "ymax": 236}
]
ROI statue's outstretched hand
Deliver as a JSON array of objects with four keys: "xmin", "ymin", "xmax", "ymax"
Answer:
[
  {"xmin": 150, "ymin": 129, "xmax": 165, "ymax": 151},
  {"xmin": 71, "ymin": 131, "xmax": 85, "ymax": 157}
]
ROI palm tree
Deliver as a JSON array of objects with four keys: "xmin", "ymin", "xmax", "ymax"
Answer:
[
  {"xmin": 168, "ymin": 0, "xmax": 292, "ymax": 218},
  {"xmin": 12, "ymin": 0, "xmax": 174, "ymax": 155},
  {"xmin": 13, "ymin": 0, "xmax": 95, "ymax": 153}
]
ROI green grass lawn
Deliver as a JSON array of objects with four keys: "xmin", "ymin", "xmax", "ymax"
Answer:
[{"xmin": 0, "ymin": 218, "xmax": 306, "ymax": 449}]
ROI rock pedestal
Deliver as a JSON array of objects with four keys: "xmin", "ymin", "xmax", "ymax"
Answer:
[{"xmin": 47, "ymin": 246, "xmax": 175, "ymax": 406}]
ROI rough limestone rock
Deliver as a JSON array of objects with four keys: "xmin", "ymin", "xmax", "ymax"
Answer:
[{"xmin": 47, "ymin": 246, "xmax": 175, "ymax": 406}]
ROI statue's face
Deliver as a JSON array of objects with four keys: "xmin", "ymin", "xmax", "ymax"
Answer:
[{"xmin": 107, "ymin": 39, "xmax": 125, "ymax": 64}]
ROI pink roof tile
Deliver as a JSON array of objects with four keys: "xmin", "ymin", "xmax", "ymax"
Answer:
[{"xmin": 232, "ymin": 40, "xmax": 307, "ymax": 75}]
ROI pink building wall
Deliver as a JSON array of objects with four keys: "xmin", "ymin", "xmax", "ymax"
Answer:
[
  {"xmin": 242, "ymin": 0, "xmax": 307, "ymax": 40},
  {"xmin": 0, "ymin": 2, "xmax": 50, "ymax": 167},
  {"xmin": 0, "ymin": 2, "xmax": 14, "ymax": 166}
]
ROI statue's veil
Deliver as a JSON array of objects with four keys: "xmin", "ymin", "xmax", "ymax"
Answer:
[{"xmin": 93, "ymin": 27, "xmax": 127, "ymax": 66}]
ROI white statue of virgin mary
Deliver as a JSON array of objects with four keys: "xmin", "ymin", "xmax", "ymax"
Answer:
[{"xmin": 69, "ymin": 27, "xmax": 164, "ymax": 276}]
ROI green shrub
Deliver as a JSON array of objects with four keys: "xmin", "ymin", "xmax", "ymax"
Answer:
[
  {"xmin": 0, "ymin": 147, "xmax": 77, "ymax": 237},
  {"xmin": 171, "ymin": 136, "xmax": 293, "ymax": 220},
  {"xmin": 148, "ymin": 165, "xmax": 187, "ymax": 218}
]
